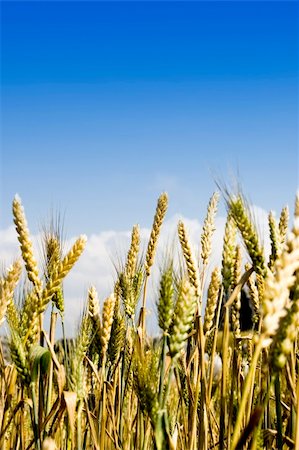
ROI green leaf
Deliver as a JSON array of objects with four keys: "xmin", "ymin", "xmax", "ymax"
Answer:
[{"xmin": 30, "ymin": 344, "xmax": 51, "ymax": 382}]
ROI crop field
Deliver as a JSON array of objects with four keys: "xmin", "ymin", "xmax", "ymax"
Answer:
[{"xmin": 0, "ymin": 190, "xmax": 298, "ymax": 450}]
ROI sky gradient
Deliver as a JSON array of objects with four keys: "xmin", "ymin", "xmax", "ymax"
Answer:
[{"xmin": 1, "ymin": 1, "xmax": 298, "ymax": 236}]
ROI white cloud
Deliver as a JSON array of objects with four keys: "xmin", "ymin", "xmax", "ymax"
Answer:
[
  {"xmin": 0, "ymin": 226, "xmax": 20, "ymax": 263},
  {"xmin": 0, "ymin": 207, "xmax": 271, "ymax": 337}
]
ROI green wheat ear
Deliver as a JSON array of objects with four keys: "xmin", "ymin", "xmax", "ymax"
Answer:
[
  {"xmin": 70, "ymin": 311, "xmax": 92, "ymax": 398},
  {"xmin": 228, "ymin": 195, "xmax": 266, "ymax": 278},
  {"xmin": 133, "ymin": 348, "xmax": 160, "ymax": 425},
  {"xmin": 222, "ymin": 212, "xmax": 237, "ymax": 297},
  {"xmin": 157, "ymin": 264, "xmax": 174, "ymax": 333},
  {"xmin": 168, "ymin": 279, "xmax": 197, "ymax": 359}
]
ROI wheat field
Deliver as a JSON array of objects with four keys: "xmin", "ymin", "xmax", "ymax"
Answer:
[{"xmin": 0, "ymin": 190, "xmax": 298, "ymax": 450}]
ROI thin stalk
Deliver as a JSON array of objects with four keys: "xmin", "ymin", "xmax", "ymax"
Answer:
[
  {"xmin": 163, "ymin": 364, "xmax": 174, "ymax": 408},
  {"xmin": 199, "ymin": 319, "xmax": 208, "ymax": 450},
  {"xmin": 294, "ymin": 365, "xmax": 299, "ymax": 449},
  {"xmin": 61, "ymin": 319, "xmax": 70, "ymax": 379},
  {"xmin": 99, "ymin": 355, "xmax": 107, "ymax": 450},
  {"xmin": 46, "ymin": 312, "xmax": 57, "ymax": 418},
  {"xmin": 207, "ymin": 287, "xmax": 223, "ymax": 402},
  {"xmin": 219, "ymin": 306, "xmax": 229, "ymax": 450},
  {"xmin": 158, "ymin": 334, "xmax": 167, "ymax": 408},
  {"xmin": 230, "ymin": 340, "xmax": 263, "ymax": 450},
  {"xmin": 20, "ymin": 391, "xmax": 25, "ymax": 450},
  {"xmin": 77, "ymin": 399, "xmax": 83, "ymax": 450},
  {"xmin": 0, "ymin": 401, "xmax": 23, "ymax": 447},
  {"xmin": 139, "ymin": 276, "xmax": 149, "ymax": 336},
  {"xmin": 31, "ymin": 382, "xmax": 41, "ymax": 450},
  {"xmin": 189, "ymin": 347, "xmax": 201, "ymax": 450},
  {"xmin": 119, "ymin": 328, "xmax": 132, "ymax": 441},
  {"xmin": 227, "ymin": 343, "xmax": 239, "ymax": 448},
  {"xmin": 207, "ymin": 287, "xmax": 223, "ymax": 405},
  {"xmin": 246, "ymin": 319, "xmax": 263, "ymax": 426},
  {"xmin": 249, "ymin": 378, "xmax": 274, "ymax": 450},
  {"xmin": 291, "ymin": 342, "xmax": 297, "ymax": 442},
  {"xmin": 274, "ymin": 374, "xmax": 283, "ymax": 450}
]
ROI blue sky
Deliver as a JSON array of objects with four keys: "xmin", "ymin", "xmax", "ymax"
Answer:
[{"xmin": 1, "ymin": 1, "xmax": 298, "ymax": 236}]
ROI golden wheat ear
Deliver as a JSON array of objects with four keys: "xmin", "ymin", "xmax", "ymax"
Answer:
[
  {"xmin": 203, "ymin": 267, "xmax": 221, "ymax": 335},
  {"xmin": 100, "ymin": 293, "xmax": 116, "ymax": 357},
  {"xmin": 178, "ymin": 220, "xmax": 200, "ymax": 299},
  {"xmin": 0, "ymin": 259, "xmax": 22, "ymax": 326},
  {"xmin": 13, "ymin": 194, "xmax": 42, "ymax": 291},
  {"xmin": 145, "ymin": 192, "xmax": 168, "ymax": 277},
  {"xmin": 41, "ymin": 235, "xmax": 87, "ymax": 309},
  {"xmin": 140, "ymin": 192, "xmax": 168, "ymax": 333},
  {"xmin": 126, "ymin": 224, "xmax": 140, "ymax": 278},
  {"xmin": 42, "ymin": 218, "xmax": 65, "ymax": 314}
]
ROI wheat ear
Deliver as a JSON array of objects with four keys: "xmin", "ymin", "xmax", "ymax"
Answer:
[
  {"xmin": 101, "ymin": 294, "xmax": 116, "ymax": 357},
  {"xmin": 145, "ymin": 193, "xmax": 168, "ymax": 277},
  {"xmin": 22, "ymin": 235, "xmax": 86, "ymax": 345},
  {"xmin": 221, "ymin": 213, "xmax": 237, "ymax": 296},
  {"xmin": 201, "ymin": 192, "xmax": 219, "ymax": 266},
  {"xmin": 88, "ymin": 286, "xmax": 102, "ymax": 339},
  {"xmin": 157, "ymin": 265, "xmax": 174, "ymax": 333},
  {"xmin": 70, "ymin": 312, "xmax": 92, "ymax": 399},
  {"xmin": 45, "ymin": 234, "xmax": 64, "ymax": 313},
  {"xmin": 169, "ymin": 279, "xmax": 197, "ymax": 359},
  {"xmin": 12, "ymin": 195, "xmax": 42, "ymax": 291},
  {"xmin": 278, "ymin": 206, "xmax": 289, "ymax": 246},
  {"xmin": 270, "ymin": 199, "xmax": 299, "ymax": 368},
  {"xmin": 245, "ymin": 263, "xmax": 260, "ymax": 324},
  {"xmin": 260, "ymin": 196, "xmax": 299, "ymax": 348},
  {"xmin": 268, "ymin": 211, "xmax": 281, "ymax": 270},
  {"xmin": 0, "ymin": 260, "xmax": 22, "ymax": 326},
  {"xmin": 229, "ymin": 195, "xmax": 266, "ymax": 278},
  {"xmin": 126, "ymin": 224, "xmax": 140, "ymax": 278},
  {"xmin": 41, "ymin": 235, "xmax": 87, "ymax": 309},
  {"xmin": 178, "ymin": 220, "xmax": 200, "ymax": 299},
  {"xmin": 203, "ymin": 267, "xmax": 221, "ymax": 335},
  {"xmin": 231, "ymin": 245, "xmax": 242, "ymax": 338}
]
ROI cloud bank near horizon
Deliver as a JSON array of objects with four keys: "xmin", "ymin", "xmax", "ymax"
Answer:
[{"xmin": 0, "ymin": 206, "xmax": 272, "ymax": 336}]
